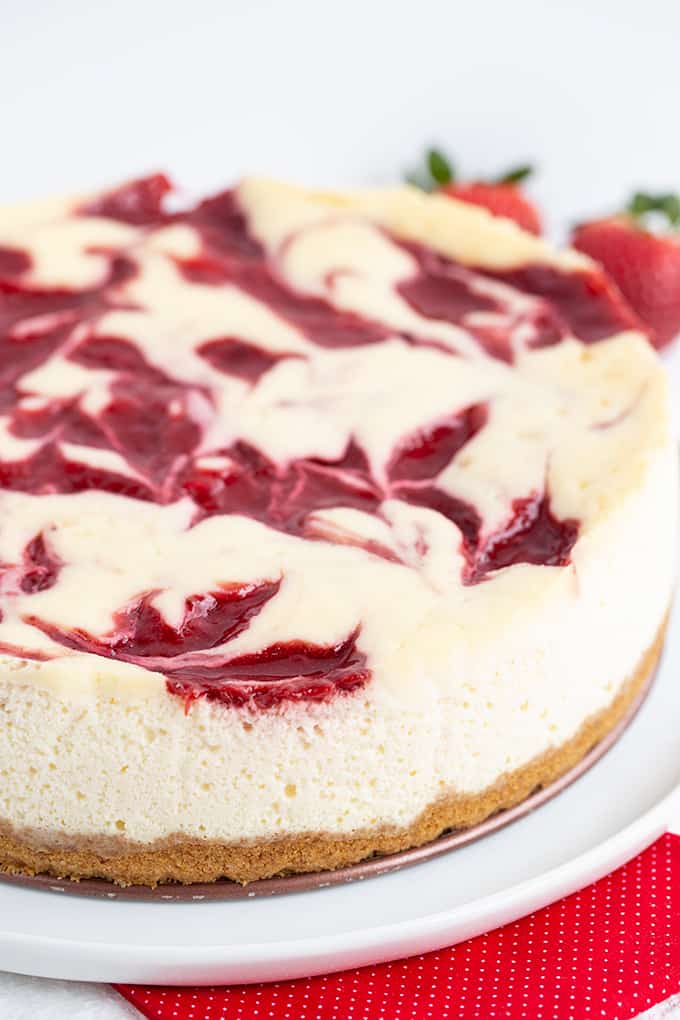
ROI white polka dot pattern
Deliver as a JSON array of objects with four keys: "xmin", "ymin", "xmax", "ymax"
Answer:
[{"xmin": 117, "ymin": 833, "xmax": 680, "ymax": 1019}]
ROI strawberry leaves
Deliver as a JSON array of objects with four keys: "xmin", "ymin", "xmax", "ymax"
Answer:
[
  {"xmin": 406, "ymin": 147, "xmax": 455, "ymax": 192},
  {"xmin": 627, "ymin": 192, "xmax": 680, "ymax": 229},
  {"xmin": 405, "ymin": 147, "xmax": 534, "ymax": 193},
  {"xmin": 497, "ymin": 164, "xmax": 533, "ymax": 186}
]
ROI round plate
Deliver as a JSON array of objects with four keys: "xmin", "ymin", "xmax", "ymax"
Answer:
[
  {"xmin": 0, "ymin": 667, "xmax": 657, "ymax": 904},
  {"xmin": 0, "ymin": 604, "xmax": 679, "ymax": 984}
]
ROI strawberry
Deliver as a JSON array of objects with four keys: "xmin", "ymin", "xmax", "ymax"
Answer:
[
  {"xmin": 438, "ymin": 180, "xmax": 542, "ymax": 236},
  {"xmin": 406, "ymin": 148, "xmax": 542, "ymax": 235},
  {"xmin": 571, "ymin": 193, "xmax": 680, "ymax": 349}
]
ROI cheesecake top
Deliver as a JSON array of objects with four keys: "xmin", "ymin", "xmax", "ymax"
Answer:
[{"xmin": 0, "ymin": 175, "xmax": 669, "ymax": 707}]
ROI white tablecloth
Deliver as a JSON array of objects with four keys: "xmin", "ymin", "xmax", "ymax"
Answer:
[{"xmin": 0, "ymin": 974, "xmax": 137, "ymax": 1019}]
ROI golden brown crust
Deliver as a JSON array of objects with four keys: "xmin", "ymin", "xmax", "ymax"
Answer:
[{"xmin": 0, "ymin": 621, "xmax": 665, "ymax": 887}]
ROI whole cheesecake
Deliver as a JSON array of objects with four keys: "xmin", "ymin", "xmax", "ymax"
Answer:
[{"xmin": 0, "ymin": 176, "xmax": 675, "ymax": 886}]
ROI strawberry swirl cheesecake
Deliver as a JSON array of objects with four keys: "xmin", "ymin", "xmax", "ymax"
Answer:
[{"xmin": 0, "ymin": 175, "xmax": 675, "ymax": 886}]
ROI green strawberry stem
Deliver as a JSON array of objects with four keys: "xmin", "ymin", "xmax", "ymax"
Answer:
[
  {"xmin": 405, "ymin": 147, "xmax": 454, "ymax": 191},
  {"xmin": 497, "ymin": 164, "xmax": 533, "ymax": 186},
  {"xmin": 426, "ymin": 148, "xmax": 455, "ymax": 186},
  {"xmin": 627, "ymin": 191, "xmax": 680, "ymax": 228},
  {"xmin": 405, "ymin": 147, "xmax": 534, "ymax": 191}
]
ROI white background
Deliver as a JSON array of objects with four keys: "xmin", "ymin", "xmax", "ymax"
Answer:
[
  {"xmin": 2, "ymin": 1, "xmax": 680, "ymax": 1016},
  {"xmin": 3, "ymin": 0, "xmax": 680, "ymax": 232}
]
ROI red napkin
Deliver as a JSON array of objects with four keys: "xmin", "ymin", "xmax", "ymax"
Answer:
[{"xmin": 117, "ymin": 832, "xmax": 680, "ymax": 1020}]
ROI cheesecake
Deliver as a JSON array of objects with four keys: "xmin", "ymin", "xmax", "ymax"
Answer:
[{"xmin": 0, "ymin": 174, "xmax": 675, "ymax": 885}]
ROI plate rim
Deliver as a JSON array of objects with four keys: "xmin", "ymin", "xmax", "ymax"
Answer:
[{"xmin": 0, "ymin": 789, "xmax": 672, "ymax": 982}]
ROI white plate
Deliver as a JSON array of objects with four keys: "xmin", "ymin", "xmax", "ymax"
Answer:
[{"xmin": 0, "ymin": 600, "xmax": 678, "ymax": 986}]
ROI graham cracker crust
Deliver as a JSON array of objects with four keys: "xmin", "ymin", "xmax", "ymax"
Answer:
[{"xmin": 0, "ymin": 620, "xmax": 665, "ymax": 887}]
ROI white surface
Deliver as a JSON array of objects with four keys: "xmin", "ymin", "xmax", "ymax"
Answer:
[
  {"xmin": 0, "ymin": 973, "xmax": 135, "ymax": 1020},
  {"xmin": 2, "ymin": 0, "xmax": 680, "ymax": 1013},
  {"xmin": 642, "ymin": 995, "xmax": 680, "ymax": 1018}
]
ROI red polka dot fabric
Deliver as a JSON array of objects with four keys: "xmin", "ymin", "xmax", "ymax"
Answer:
[{"xmin": 117, "ymin": 832, "xmax": 680, "ymax": 1020}]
